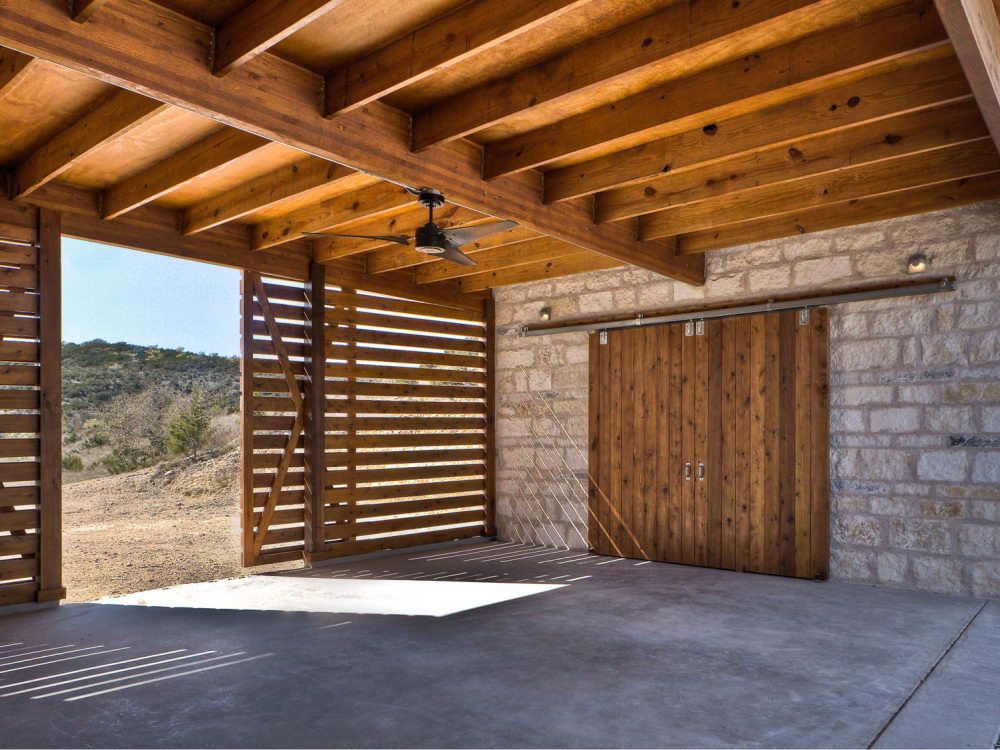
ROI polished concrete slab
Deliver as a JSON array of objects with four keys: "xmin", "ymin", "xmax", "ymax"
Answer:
[{"xmin": 0, "ymin": 541, "xmax": 996, "ymax": 748}]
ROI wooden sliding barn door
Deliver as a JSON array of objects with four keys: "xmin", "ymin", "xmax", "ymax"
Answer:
[{"xmin": 588, "ymin": 309, "xmax": 829, "ymax": 579}]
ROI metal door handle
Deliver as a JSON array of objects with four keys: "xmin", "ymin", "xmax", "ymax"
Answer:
[
  {"xmin": 684, "ymin": 462, "xmax": 691, "ymax": 480},
  {"xmin": 697, "ymin": 463, "xmax": 705, "ymax": 481}
]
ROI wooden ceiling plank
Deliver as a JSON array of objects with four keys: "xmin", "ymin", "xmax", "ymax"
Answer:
[
  {"xmin": 102, "ymin": 128, "xmax": 270, "ymax": 220},
  {"xmin": 483, "ymin": 2, "xmax": 949, "ymax": 178},
  {"xmin": 11, "ymin": 89, "xmax": 168, "ymax": 199},
  {"xmin": 365, "ymin": 225, "xmax": 539, "ymax": 274},
  {"xmin": 251, "ymin": 181, "xmax": 415, "ymax": 250},
  {"xmin": 213, "ymin": 0, "xmax": 348, "ymax": 76},
  {"xmin": 410, "ymin": 0, "xmax": 866, "ymax": 151},
  {"xmin": 72, "ymin": 0, "xmax": 110, "ymax": 23},
  {"xmin": 0, "ymin": 0, "xmax": 703, "ymax": 285},
  {"xmin": 0, "ymin": 48, "xmax": 38, "ymax": 98},
  {"xmin": 414, "ymin": 237, "xmax": 575, "ymax": 284},
  {"xmin": 676, "ymin": 170, "xmax": 1000, "ymax": 254},
  {"xmin": 639, "ymin": 139, "xmax": 1000, "ymax": 239},
  {"xmin": 182, "ymin": 157, "xmax": 361, "ymax": 235},
  {"xmin": 935, "ymin": 0, "xmax": 1000, "ymax": 151},
  {"xmin": 323, "ymin": 261, "xmax": 489, "ymax": 310},
  {"xmin": 596, "ymin": 99, "xmax": 990, "ymax": 223},
  {"xmin": 324, "ymin": 0, "xmax": 591, "ymax": 116},
  {"xmin": 544, "ymin": 53, "xmax": 972, "ymax": 202},
  {"xmin": 459, "ymin": 250, "xmax": 621, "ymax": 292}
]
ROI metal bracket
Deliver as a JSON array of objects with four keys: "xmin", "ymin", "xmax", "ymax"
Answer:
[
  {"xmin": 799, "ymin": 308, "xmax": 810, "ymax": 325},
  {"xmin": 635, "ymin": 313, "xmax": 644, "ymax": 326},
  {"xmin": 684, "ymin": 321, "xmax": 694, "ymax": 337},
  {"xmin": 695, "ymin": 320, "xmax": 705, "ymax": 336},
  {"xmin": 599, "ymin": 330, "xmax": 608, "ymax": 345}
]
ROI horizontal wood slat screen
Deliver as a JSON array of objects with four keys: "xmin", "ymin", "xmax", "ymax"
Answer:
[
  {"xmin": 241, "ymin": 271, "xmax": 490, "ymax": 566},
  {"xmin": 588, "ymin": 309, "xmax": 829, "ymax": 579},
  {"xmin": 0, "ymin": 233, "xmax": 43, "ymax": 605}
]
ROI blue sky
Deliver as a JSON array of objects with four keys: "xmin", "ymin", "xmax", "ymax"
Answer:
[{"xmin": 62, "ymin": 238, "xmax": 240, "ymax": 357}]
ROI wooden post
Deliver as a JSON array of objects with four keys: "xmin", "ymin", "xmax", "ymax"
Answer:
[
  {"xmin": 239, "ymin": 271, "xmax": 256, "ymax": 566},
  {"xmin": 36, "ymin": 208, "xmax": 64, "ymax": 603},
  {"xmin": 484, "ymin": 294, "xmax": 497, "ymax": 537},
  {"xmin": 304, "ymin": 262, "xmax": 326, "ymax": 557}
]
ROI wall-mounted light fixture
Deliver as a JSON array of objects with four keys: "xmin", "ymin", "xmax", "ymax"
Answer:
[
  {"xmin": 538, "ymin": 306, "xmax": 552, "ymax": 322},
  {"xmin": 906, "ymin": 253, "xmax": 928, "ymax": 274}
]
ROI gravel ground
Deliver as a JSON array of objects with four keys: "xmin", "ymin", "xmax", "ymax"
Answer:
[{"xmin": 62, "ymin": 449, "xmax": 300, "ymax": 602}]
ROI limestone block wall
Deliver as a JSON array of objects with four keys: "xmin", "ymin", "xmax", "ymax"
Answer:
[{"xmin": 494, "ymin": 201, "xmax": 1000, "ymax": 598}]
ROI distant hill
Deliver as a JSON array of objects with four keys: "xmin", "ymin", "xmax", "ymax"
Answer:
[{"xmin": 62, "ymin": 340, "xmax": 239, "ymax": 436}]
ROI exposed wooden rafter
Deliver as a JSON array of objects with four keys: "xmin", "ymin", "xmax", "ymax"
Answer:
[
  {"xmin": 102, "ymin": 128, "xmax": 270, "ymax": 220},
  {"xmin": 182, "ymin": 157, "xmax": 370, "ymax": 235},
  {"xmin": 213, "ymin": 0, "xmax": 348, "ymax": 76},
  {"xmin": 0, "ymin": 0, "xmax": 703, "ymax": 285},
  {"xmin": 0, "ymin": 48, "xmax": 37, "ymax": 98},
  {"xmin": 323, "ymin": 0, "xmax": 591, "ymax": 116},
  {"xmin": 251, "ymin": 180, "xmax": 415, "ymax": 250},
  {"xmin": 542, "ymin": 52, "xmax": 971, "ymax": 202},
  {"xmin": 11, "ymin": 89, "xmax": 168, "ymax": 199},
  {"xmin": 71, "ymin": 0, "xmax": 109, "ymax": 23},
  {"xmin": 483, "ymin": 2, "xmax": 948, "ymax": 178},
  {"xmin": 935, "ymin": 0, "xmax": 1000, "ymax": 151}
]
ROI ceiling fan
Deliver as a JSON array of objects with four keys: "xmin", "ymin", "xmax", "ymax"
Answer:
[{"xmin": 304, "ymin": 187, "xmax": 517, "ymax": 267}]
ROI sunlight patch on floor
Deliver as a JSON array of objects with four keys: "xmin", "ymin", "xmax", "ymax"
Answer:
[{"xmin": 97, "ymin": 576, "xmax": 565, "ymax": 617}]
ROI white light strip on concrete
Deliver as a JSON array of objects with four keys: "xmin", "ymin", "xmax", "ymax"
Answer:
[{"xmin": 0, "ymin": 650, "xmax": 189, "ymax": 692}]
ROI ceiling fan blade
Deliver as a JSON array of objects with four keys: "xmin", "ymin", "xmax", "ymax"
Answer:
[
  {"xmin": 439, "ymin": 220, "xmax": 518, "ymax": 247},
  {"xmin": 303, "ymin": 232, "xmax": 411, "ymax": 246},
  {"xmin": 438, "ymin": 245, "xmax": 477, "ymax": 267}
]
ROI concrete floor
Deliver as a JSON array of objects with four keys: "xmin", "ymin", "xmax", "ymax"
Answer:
[{"xmin": 1, "ymin": 539, "xmax": 998, "ymax": 748}]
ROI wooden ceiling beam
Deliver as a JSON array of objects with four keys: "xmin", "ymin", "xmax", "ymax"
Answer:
[
  {"xmin": 639, "ymin": 139, "xmax": 1000, "ymax": 240},
  {"xmin": 251, "ymin": 181, "xmax": 415, "ymax": 250},
  {"xmin": 323, "ymin": 0, "xmax": 591, "ymax": 116},
  {"xmin": 182, "ymin": 157, "xmax": 366, "ymax": 235},
  {"xmin": 24, "ymin": 181, "xmax": 310, "ymax": 278},
  {"xmin": 544, "ymin": 53, "xmax": 971, "ymax": 202},
  {"xmin": 410, "ymin": 0, "xmax": 868, "ymax": 151},
  {"xmin": 483, "ymin": 2, "xmax": 949, "ymax": 178},
  {"xmin": 459, "ymin": 251, "xmax": 621, "ymax": 292},
  {"xmin": 0, "ymin": 0, "xmax": 702, "ymax": 285},
  {"xmin": 935, "ymin": 0, "xmax": 1000, "ymax": 151},
  {"xmin": 596, "ymin": 100, "xmax": 990, "ymax": 223},
  {"xmin": 675, "ymin": 170, "xmax": 1000, "ymax": 254},
  {"xmin": 11, "ymin": 89, "xmax": 168, "ymax": 199},
  {"xmin": 365, "ymin": 225, "xmax": 539, "ymax": 274},
  {"xmin": 213, "ymin": 0, "xmax": 347, "ymax": 76},
  {"xmin": 0, "ymin": 48, "xmax": 37, "ymax": 99},
  {"xmin": 102, "ymin": 128, "xmax": 270, "ymax": 220},
  {"xmin": 71, "ymin": 0, "xmax": 110, "ymax": 23},
  {"xmin": 312, "ymin": 205, "xmax": 485, "ymax": 262},
  {"xmin": 414, "ymin": 237, "xmax": 575, "ymax": 284}
]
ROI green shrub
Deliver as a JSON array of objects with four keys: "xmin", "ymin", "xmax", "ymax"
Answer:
[
  {"xmin": 166, "ymin": 389, "xmax": 212, "ymax": 459},
  {"xmin": 61, "ymin": 453, "xmax": 84, "ymax": 471}
]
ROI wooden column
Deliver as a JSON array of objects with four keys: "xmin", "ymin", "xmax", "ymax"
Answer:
[
  {"xmin": 303, "ymin": 262, "xmax": 326, "ymax": 557},
  {"xmin": 36, "ymin": 208, "xmax": 64, "ymax": 603},
  {"xmin": 483, "ymin": 294, "xmax": 497, "ymax": 537},
  {"xmin": 239, "ymin": 272, "xmax": 256, "ymax": 566}
]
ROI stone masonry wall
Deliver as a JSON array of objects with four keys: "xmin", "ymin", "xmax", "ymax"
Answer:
[{"xmin": 494, "ymin": 201, "xmax": 1000, "ymax": 598}]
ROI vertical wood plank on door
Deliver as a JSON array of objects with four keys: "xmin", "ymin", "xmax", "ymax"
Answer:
[
  {"xmin": 655, "ymin": 324, "xmax": 670, "ymax": 562},
  {"xmin": 667, "ymin": 323, "xmax": 684, "ymax": 562},
  {"xmin": 735, "ymin": 315, "xmax": 752, "ymax": 571},
  {"xmin": 778, "ymin": 311, "xmax": 797, "ymax": 577},
  {"xmin": 694, "ymin": 325, "xmax": 708, "ymax": 566},
  {"xmin": 588, "ymin": 331, "xmax": 601, "ymax": 551},
  {"xmin": 643, "ymin": 326, "xmax": 658, "ymax": 561},
  {"xmin": 811, "ymin": 309, "xmax": 831, "ymax": 579},
  {"xmin": 706, "ymin": 321, "xmax": 723, "ymax": 569},
  {"xmin": 794, "ymin": 310, "xmax": 813, "ymax": 578},
  {"xmin": 609, "ymin": 329, "xmax": 624, "ymax": 557},
  {"xmin": 720, "ymin": 318, "xmax": 737, "ymax": 570},
  {"xmin": 749, "ymin": 315, "xmax": 765, "ymax": 571},
  {"xmin": 681, "ymin": 327, "xmax": 695, "ymax": 565},
  {"xmin": 599, "ymin": 332, "xmax": 614, "ymax": 555},
  {"xmin": 763, "ymin": 313, "xmax": 781, "ymax": 575},
  {"xmin": 620, "ymin": 329, "xmax": 634, "ymax": 558},
  {"xmin": 632, "ymin": 327, "xmax": 646, "ymax": 559}
]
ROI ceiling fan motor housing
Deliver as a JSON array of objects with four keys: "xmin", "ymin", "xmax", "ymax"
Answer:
[{"xmin": 415, "ymin": 223, "xmax": 447, "ymax": 254}]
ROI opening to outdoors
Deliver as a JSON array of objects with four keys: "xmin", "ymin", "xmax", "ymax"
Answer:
[{"xmin": 59, "ymin": 239, "xmax": 298, "ymax": 602}]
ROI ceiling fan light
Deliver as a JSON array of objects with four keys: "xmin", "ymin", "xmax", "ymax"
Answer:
[{"xmin": 416, "ymin": 244, "xmax": 445, "ymax": 255}]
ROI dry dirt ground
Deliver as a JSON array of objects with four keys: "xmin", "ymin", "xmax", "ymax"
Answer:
[{"xmin": 63, "ymin": 448, "xmax": 300, "ymax": 602}]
